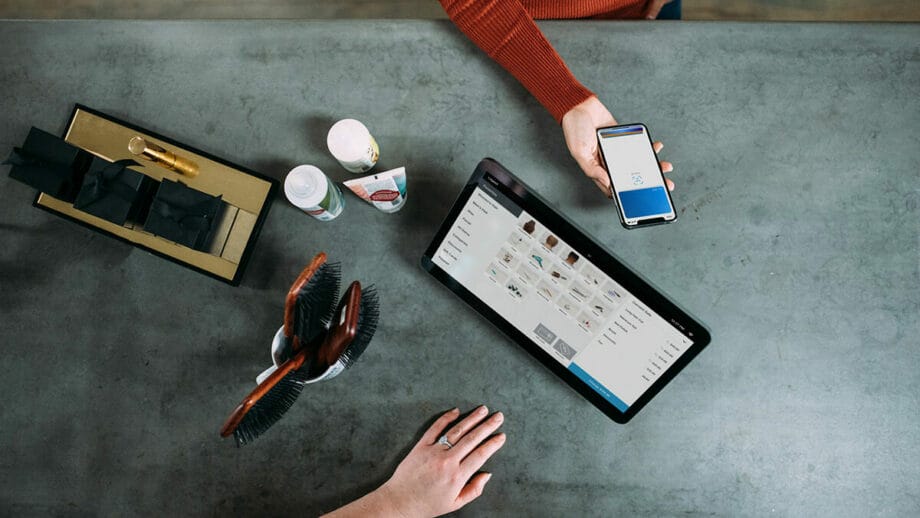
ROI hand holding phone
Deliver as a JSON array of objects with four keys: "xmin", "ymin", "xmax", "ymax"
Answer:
[{"xmin": 596, "ymin": 123, "xmax": 677, "ymax": 228}]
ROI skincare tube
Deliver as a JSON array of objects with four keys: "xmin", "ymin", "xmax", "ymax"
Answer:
[
  {"xmin": 284, "ymin": 165, "xmax": 345, "ymax": 221},
  {"xmin": 343, "ymin": 167, "xmax": 407, "ymax": 213},
  {"xmin": 327, "ymin": 119, "xmax": 379, "ymax": 173}
]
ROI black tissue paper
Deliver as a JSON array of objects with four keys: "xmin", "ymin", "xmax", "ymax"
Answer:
[
  {"xmin": 3, "ymin": 127, "xmax": 92, "ymax": 202},
  {"xmin": 73, "ymin": 157, "xmax": 156, "ymax": 226},
  {"xmin": 144, "ymin": 179, "xmax": 223, "ymax": 251}
]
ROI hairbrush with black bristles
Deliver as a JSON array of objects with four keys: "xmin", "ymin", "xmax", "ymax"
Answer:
[
  {"xmin": 220, "ymin": 254, "xmax": 379, "ymax": 446},
  {"xmin": 280, "ymin": 252, "xmax": 341, "ymax": 363},
  {"xmin": 313, "ymin": 281, "xmax": 379, "ymax": 376}
]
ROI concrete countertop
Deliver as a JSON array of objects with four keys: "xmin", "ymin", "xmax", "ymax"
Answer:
[{"xmin": 0, "ymin": 20, "xmax": 917, "ymax": 516}]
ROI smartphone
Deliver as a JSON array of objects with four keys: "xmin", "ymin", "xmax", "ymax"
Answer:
[{"xmin": 596, "ymin": 123, "xmax": 677, "ymax": 228}]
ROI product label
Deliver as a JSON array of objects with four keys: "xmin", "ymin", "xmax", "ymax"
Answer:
[
  {"xmin": 370, "ymin": 189, "xmax": 400, "ymax": 202},
  {"xmin": 369, "ymin": 137, "xmax": 380, "ymax": 163},
  {"xmin": 339, "ymin": 137, "xmax": 379, "ymax": 173},
  {"xmin": 300, "ymin": 178, "xmax": 344, "ymax": 221},
  {"xmin": 367, "ymin": 177, "xmax": 404, "ymax": 212},
  {"xmin": 306, "ymin": 208, "xmax": 336, "ymax": 221}
]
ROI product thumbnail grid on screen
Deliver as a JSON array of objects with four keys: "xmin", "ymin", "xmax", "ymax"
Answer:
[{"xmin": 433, "ymin": 181, "xmax": 692, "ymax": 412}]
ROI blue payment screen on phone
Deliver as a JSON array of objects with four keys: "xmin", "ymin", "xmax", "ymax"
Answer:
[{"xmin": 598, "ymin": 125, "xmax": 675, "ymax": 224}]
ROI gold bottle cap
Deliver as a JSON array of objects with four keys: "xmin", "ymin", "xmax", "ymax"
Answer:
[{"xmin": 128, "ymin": 136, "xmax": 147, "ymax": 155}]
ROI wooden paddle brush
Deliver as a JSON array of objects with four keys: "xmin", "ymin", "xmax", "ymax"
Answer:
[
  {"xmin": 220, "ymin": 281, "xmax": 379, "ymax": 446},
  {"xmin": 220, "ymin": 282, "xmax": 361, "ymax": 446},
  {"xmin": 312, "ymin": 281, "xmax": 380, "ymax": 378},
  {"xmin": 279, "ymin": 252, "xmax": 341, "ymax": 363}
]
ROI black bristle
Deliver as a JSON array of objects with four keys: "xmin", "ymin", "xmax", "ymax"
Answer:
[
  {"xmin": 340, "ymin": 285, "xmax": 379, "ymax": 368},
  {"xmin": 293, "ymin": 262, "xmax": 341, "ymax": 345},
  {"xmin": 232, "ymin": 364, "xmax": 312, "ymax": 447}
]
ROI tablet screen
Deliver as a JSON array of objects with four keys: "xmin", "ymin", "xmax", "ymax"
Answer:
[{"xmin": 427, "ymin": 163, "xmax": 704, "ymax": 416}]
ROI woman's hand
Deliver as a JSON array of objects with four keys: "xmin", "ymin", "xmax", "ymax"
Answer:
[
  {"xmin": 561, "ymin": 96, "xmax": 674, "ymax": 198},
  {"xmin": 643, "ymin": 0, "xmax": 674, "ymax": 19},
  {"xmin": 325, "ymin": 406, "xmax": 505, "ymax": 518},
  {"xmin": 380, "ymin": 406, "xmax": 506, "ymax": 517}
]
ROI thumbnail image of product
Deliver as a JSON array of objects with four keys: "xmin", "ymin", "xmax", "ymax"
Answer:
[
  {"xmin": 528, "ymin": 247, "xmax": 548, "ymax": 270},
  {"xmin": 498, "ymin": 246, "xmax": 520, "ymax": 270},
  {"xmin": 548, "ymin": 267, "xmax": 571, "ymax": 285},
  {"xmin": 522, "ymin": 219, "xmax": 536, "ymax": 234},
  {"xmin": 556, "ymin": 294, "xmax": 577, "ymax": 315},
  {"xmin": 553, "ymin": 338, "xmax": 577, "ymax": 360},
  {"xmin": 602, "ymin": 279, "xmax": 625, "ymax": 304},
  {"xmin": 576, "ymin": 310, "xmax": 595, "ymax": 333},
  {"xmin": 539, "ymin": 231, "xmax": 559, "ymax": 251},
  {"xmin": 505, "ymin": 278, "xmax": 527, "ymax": 300},
  {"xmin": 589, "ymin": 296, "xmax": 610, "ymax": 317},
  {"xmin": 516, "ymin": 264, "xmax": 538, "ymax": 285},
  {"xmin": 579, "ymin": 263, "xmax": 603, "ymax": 287},
  {"xmin": 485, "ymin": 261, "xmax": 509, "ymax": 285},
  {"xmin": 554, "ymin": 244, "xmax": 571, "ymax": 261},
  {"xmin": 565, "ymin": 251, "xmax": 580, "ymax": 266},
  {"xmin": 569, "ymin": 284, "xmax": 591, "ymax": 302},
  {"xmin": 507, "ymin": 229, "xmax": 530, "ymax": 251},
  {"xmin": 536, "ymin": 280, "xmax": 558, "ymax": 301}
]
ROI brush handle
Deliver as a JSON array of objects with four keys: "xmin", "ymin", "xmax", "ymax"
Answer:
[
  {"xmin": 220, "ymin": 337, "xmax": 309, "ymax": 438},
  {"xmin": 316, "ymin": 281, "xmax": 362, "ymax": 369},
  {"xmin": 283, "ymin": 252, "xmax": 327, "ymax": 339}
]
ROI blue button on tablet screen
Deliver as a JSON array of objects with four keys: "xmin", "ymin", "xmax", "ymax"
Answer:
[{"xmin": 618, "ymin": 186, "xmax": 672, "ymax": 219}]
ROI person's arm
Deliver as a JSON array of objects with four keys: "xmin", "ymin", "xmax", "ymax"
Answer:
[
  {"xmin": 439, "ymin": 0, "xmax": 594, "ymax": 124},
  {"xmin": 324, "ymin": 406, "xmax": 506, "ymax": 518},
  {"xmin": 440, "ymin": 0, "xmax": 676, "ymax": 197},
  {"xmin": 440, "ymin": 1, "xmax": 676, "ymax": 197}
]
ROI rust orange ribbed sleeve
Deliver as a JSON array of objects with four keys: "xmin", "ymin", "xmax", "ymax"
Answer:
[{"xmin": 439, "ymin": 0, "xmax": 642, "ymax": 123}]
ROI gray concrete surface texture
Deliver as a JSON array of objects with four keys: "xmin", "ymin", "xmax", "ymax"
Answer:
[{"xmin": 0, "ymin": 20, "xmax": 917, "ymax": 516}]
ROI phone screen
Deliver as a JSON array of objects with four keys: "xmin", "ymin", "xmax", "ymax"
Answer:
[{"xmin": 597, "ymin": 124, "xmax": 676, "ymax": 226}]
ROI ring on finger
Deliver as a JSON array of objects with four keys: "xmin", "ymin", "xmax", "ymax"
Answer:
[{"xmin": 437, "ymin": 434, "xmax": 454, "ymax": 449}]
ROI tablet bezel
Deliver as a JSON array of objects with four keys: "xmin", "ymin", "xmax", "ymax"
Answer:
[{"xmin": 420, "ymin": 158, "xmax": 711, "ymax": 423}]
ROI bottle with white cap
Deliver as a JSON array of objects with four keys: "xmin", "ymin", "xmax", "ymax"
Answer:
[
  {"xmin": 327, "ymin": 119, "xmax": 379, "ymax": 173},
  {"xmin": 284, "ymin": 165, "xmax": 344, "ymax": 221}
]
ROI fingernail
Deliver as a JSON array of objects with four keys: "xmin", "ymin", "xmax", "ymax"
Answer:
[
  {"xmin": 494, "ymin": 412, "xmax": 504, "ymax": 423},
  {"xmin": 451, "ymin": 407, "xmax": 460, "ymax": 414},
  {"xmin": 484, "ymin": 473, "xmax": 493, "ymax": 483},
  {"xmin": 477, "ymin": 405, "xmax": 488, "ymax": 415},
  {"xmin": 498, "ymin": 433, "xmax": 507, "ymax": 442}
]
